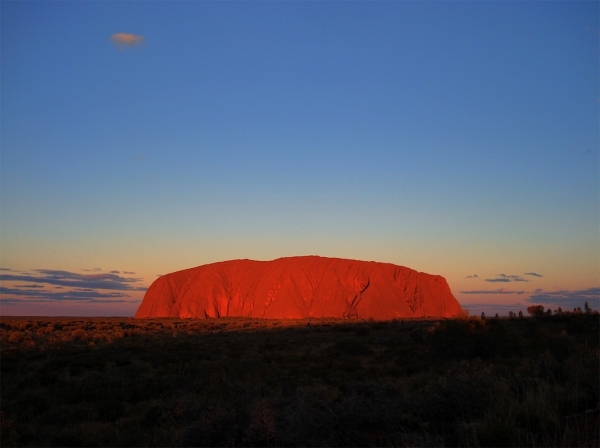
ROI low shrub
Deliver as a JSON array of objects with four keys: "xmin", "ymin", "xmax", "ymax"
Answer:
[
  {"xmin": 7, "ymin": 332, "xmax": 22, "ymax": 343},
  {"xmin": 71, "ymin": 329, "xmax": 86, "ymax": 340}
]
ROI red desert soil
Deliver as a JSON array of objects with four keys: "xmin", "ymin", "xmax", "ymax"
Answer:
[{"xmin": 135, "ymin": 256, "xmax": 463, "ymax": 319}]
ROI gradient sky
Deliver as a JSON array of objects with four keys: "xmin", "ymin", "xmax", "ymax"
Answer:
[{"xmin": 1, "ymin": 1, "xmax": 598, "ymax": 317}]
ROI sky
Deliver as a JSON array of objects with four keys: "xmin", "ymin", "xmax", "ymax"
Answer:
[{"xmin": 1, "ymin": 1, "xmax": 598, "ymax": 317}]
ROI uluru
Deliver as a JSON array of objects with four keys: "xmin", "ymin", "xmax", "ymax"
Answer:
[{"xmin": 135, "ymin": 256, "xmax": 463, "ymax": 320}]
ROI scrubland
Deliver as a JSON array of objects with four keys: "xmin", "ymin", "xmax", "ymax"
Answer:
[{"xmin": 1, "ymin": 313, "xmax": 598, "ymax": 447}]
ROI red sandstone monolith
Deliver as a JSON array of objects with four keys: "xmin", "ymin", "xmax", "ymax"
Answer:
[{"xmin": 135, "ymin": 256, "xmax": 463, "ymax": 319}]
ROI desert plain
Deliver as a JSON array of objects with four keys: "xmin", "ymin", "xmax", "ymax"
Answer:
[{"xmin": 1, "ymin": 312, "xmax": 598, "ymax": 447}]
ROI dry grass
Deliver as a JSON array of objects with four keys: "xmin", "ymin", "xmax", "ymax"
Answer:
[{"xmin": 1, "ymin": 314, "xmax": 598, "ymax": 447}]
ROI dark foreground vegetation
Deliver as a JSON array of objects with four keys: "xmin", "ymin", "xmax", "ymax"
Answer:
[{"xmin": 1, "ymin": 313, "xmax": 598, "ymax": 447}]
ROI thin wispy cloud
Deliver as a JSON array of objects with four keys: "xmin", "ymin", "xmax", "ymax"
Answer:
[
  {"xmin": 524, "ymin": 272, "xmax": 543, "ymax": 277},
  {"xmin": 111, "ymin": 33, "xmax": 145, "ymax": 48},
  {"xmin": 461, "ymin": 288, "xmax": 527, "ymax": 295},
  {"xmin": 466, "ymin": 274, "xmax": 478, "ymax": 278},
  {"xmin": 0, "ymin": 286, "xmax": 133, "ymax": 302},
  {"xmin": 462, "ymin": 303, "xmax": 528, "ymax": 313},
  {"xmin": 486, "ymin": 274, "xmax": 529, "ymax": 283}
]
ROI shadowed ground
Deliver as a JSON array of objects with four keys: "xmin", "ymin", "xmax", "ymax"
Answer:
[{"xmin": 1, "ymin": 314, "xmax": 598, "ymax": 447}]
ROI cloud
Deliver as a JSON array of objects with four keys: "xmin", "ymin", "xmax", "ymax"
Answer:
[
  {"xmin": 0, "ymin": 270, "xmax": 146, "ymax": 291},
  {"xmin": 486, "ymin": 274, "xmax": 528, "ymax": 283},
  {"xmin": 526, "ymin": 287, "xmax": 600, "ymax": 309},
  {"xmin": 466, "ymin": 274, "xmax": 478, "ymax": 278},
  {"xmin": 111, "ymin": 33, "xmax": 145, "ymax": 48},
  {"xmin": 524, "ymin": 272, "xmax": 543, "ymax": 277},
  {"xmin": 461, "ymin": 288, "xmax": 527, "ymax": 295},
  {"xmin": 124, "ymin": 271, "xmax": 135, "ymax": 275},
  {"xmin": 1, "ymin": 297, "xmax": 139, "ymax": 305},
  {"xmin": 461, "ymin": 302, "xmax": 528, "ymax": 314},
  {"xmin": 0, "ymin": 268, "xmax": 147, "ymax": 306},
  {"xmin": 110, "ymin": 270, "xmax": 120, "ymax": 274},
  {"xmin": 0, "ymin": 286, "xmax": 136, "ymax": 303},
  {"xmin": 0, "ymin": 269, "xmax": 147, "ymax": 306}
]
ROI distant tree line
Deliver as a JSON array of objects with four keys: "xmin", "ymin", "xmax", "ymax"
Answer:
[
  {"xmin": 495, "ymin": 302, "xmax": 595, "ymax": 319},
  {"xmin": 523, "ymin": 302, "xmax": 594, "ymax": 318}
]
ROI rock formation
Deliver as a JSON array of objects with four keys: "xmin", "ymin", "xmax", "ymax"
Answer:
[{"xmin": 135, "ymin": 256, "xmax": 463, "ymax": 319}]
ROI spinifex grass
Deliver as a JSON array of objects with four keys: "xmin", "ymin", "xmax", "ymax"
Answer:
[{"xmin": 1, "ymin": 314, "xmax": 598, "ymax": 447}]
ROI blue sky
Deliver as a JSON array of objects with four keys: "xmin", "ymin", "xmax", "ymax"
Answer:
[{"xmin": 1, "ymin": 1, "xmax": 598, "ymax": 316}]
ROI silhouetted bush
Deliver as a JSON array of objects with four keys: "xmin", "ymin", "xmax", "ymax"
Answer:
[{"xmin": 527, "ymin": 305, "xmax": 545, "ymax": 317}]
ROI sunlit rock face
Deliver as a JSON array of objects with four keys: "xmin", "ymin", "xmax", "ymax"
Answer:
[{"xmin": 135, "ymin": 256, "xmax": 463, "ymax": 319}]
